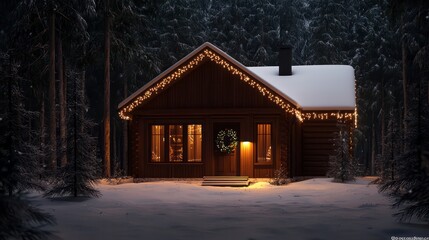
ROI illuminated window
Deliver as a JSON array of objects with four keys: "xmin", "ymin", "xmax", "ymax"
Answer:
[
  {"xmin": 188, "ymin": 125, "xmax": 202, "ymax": 162},
  {"xmin": 151, "ymin": 125, "xmax": 165, "ymax": 162},
  {"xmin": 169, "ymin": 125, "xmax": 183, "ymax": 162},
  {"xmin": 257, "ymin": 124, "xmax": 272, "ymax": 163},
  {"xmin": 151, "ymin": 124, "xmax": 203, "ymax": 163}
]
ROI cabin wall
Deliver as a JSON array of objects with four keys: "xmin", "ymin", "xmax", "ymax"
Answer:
[
  {"xmin": 129, "ymin": 114, "xmax": 285, "ymax": 178},
  {"xmin": 127, "ymin": 60, "xmax": 292, "ymax": 178},
  {"xmin": 300, "ymin": 117, "xmax": 354, "ymax": 176},
  {"xmin": 126, "ymin": 59, "xmax": 355, "ymax": 178}
]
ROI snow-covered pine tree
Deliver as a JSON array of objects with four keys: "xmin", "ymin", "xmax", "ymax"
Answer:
[
  {"xmin": 277, "ymin": 0, "xmax": 308, "ymax": 65},
  {"xmin": 380, "ymin": 107, "xmax": 429, "ymax": 222},
  {"xmin": 207, "ymin": 0, "xmax": 253, "ymax": 65},
  {"xmin": 327, "ymin": 122, "xmax": 357, "ymax": 182},
  {"xmin": 376, "ymin": 109, "xmax": 401, "ymax": 182},
  {"xmin": 270, "ymin": 160, "xmax": 289, "ymax": 185},
  {"xmin": 156, "ymin": 0, "xmax": 206, "ymax": 67},
  {"xmin": 308, "ymin": 0, "xmax": 351, "ymax": 64},
  {"xmin": 379, "ymin": 44, "xmax": 429, "ymax": 222},
  {"xmin": 0, "ymin": 52, "xmax": 56, "ymax": 239},
  {"xmin": 45, "ymin": 69, "xmax": 100, "ymax": 198},
  {"xmin": 379, "ymin": 0, "xmax": 429, "ymax": 222}
]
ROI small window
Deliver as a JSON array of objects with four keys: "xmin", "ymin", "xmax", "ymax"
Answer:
[
  {"xmin": 169, "ymin": 125, "xmax": 183, "ymax": 162},
  {"xmin": 257, "ymin": 124, "xmax": 272, "ymax": 163},
  {"xmin": 188, "ymin": 125, "xmax": 202, "ymax": 162},
  {"xmin": 151, "ymin": 125, "xmax": 165, "ymax": 162}
]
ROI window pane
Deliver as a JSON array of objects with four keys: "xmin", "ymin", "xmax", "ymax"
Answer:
[
  {"xmin": 257, "ymin": 124, "xmax": 272, "ymax": 163},
  {"xmin": 169, "ymin": 125, "xmax": 183, "ymax": 162},
  {"xmin": 151, "ymin": 125, "xmax": 164, "ymax": 162},
  {"xmin": 188, "ymin": 125, "xmax": 202, "ymax": 162}
]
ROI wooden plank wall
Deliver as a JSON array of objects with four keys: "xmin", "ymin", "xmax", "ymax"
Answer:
[
  {"xmin": 127, "ymin": 119, "xmax": 139, "ymax": 177},
  {"xmin": 134, "ymin": 60, "xmax": 280, "ymax": 111},
  {"xmin": 301, "ymin": 120, "xmax": 338, "ymax": 176},
  {"xmin": 127, "ymin": 60, "xmax": 294, "ymax": 178},
  {"xmin": 143, "ymin": 164, "xmax": 204, "ymax": 178}
]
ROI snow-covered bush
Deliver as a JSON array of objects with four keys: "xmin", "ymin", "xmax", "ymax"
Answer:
[{"xmin": 270, "ymin": 161, "xmax": 290, "ymax": 185}]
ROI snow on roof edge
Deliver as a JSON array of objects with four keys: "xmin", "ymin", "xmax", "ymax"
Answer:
[{"xmin": 247, "ymin": 65, "xmax": 356, "ymax": 110}]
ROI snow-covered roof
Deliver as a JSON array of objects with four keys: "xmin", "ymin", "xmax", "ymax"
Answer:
[
  {"xmin": 118, "ymin": 42, "xmax": 355, "ymax": 120},
  {"xmin": 247, "ymin": 65, "xmax": 355, "ymax": 111}
]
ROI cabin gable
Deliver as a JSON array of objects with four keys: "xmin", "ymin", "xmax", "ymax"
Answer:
[{"xmin": 134, "ymin": 60, "xmax": 282, "ymax": 112}]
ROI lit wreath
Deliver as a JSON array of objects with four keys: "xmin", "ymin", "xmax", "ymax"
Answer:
[{"xmin": 215, "ymin": 129, "xmax": 238, "ymax": 153}]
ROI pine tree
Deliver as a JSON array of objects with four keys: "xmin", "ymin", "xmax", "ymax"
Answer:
[
  {"xmin": 327, "ymin": 123, "xmax": 357, "ymax": 182},
  {"xmin": 0, "ymin": 52, "xmax": 56, "ymax": 240},
  {"xmin": 378, "ymin": 0, "xmax": 429, "ymax": 223},
  {"xmin": 308, "ymin": 0, "xmax": 351, "ymax": 64},
  {"xmin": 270, "ymin": 160, "xmax": 289, "ymax": 185},
  {"xmin": 376, "ymin": 109, "xmax": 401, "ymax": 182},
  {"xmin": 380, "ymin": 108, "xmax": 429, "ymax": 222},
  {"xmin": 45, "ymin": 69, "xmax": 101, "ymax": 198}
]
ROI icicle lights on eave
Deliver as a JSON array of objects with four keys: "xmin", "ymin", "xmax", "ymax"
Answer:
[
  {"xmin": 118, "ymin": 48, "xmax": 357, "ymax": 127},
  {"xmin": 118, "ymin": 48, "xmax": 302, "ymax": 121}
]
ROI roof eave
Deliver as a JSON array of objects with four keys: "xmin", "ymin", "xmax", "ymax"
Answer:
[{"xmin": 301, "ymin": 106, "xmax": 355, "ymax": 111}]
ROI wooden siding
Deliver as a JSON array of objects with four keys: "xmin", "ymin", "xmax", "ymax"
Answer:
[
  {"xmin": 301, "ymin": 120, "xmax": 339, "ymax": 176},
  {"xmin": 127, "ymin": 118, "xmax": 140, "ymax": 177},
  {"xmin": 254, "ymin": 165, "xmax": 273, "ymax": 178},
  {"xmin": 143, "ymin": 163, "xmax": 204, "ymax": 178},
  {"xmin": 134, "ymin": 60, "xmax": 281, "ymax": 111},
  {"xmin": 126, "ymin": 60, "xmax": 289, "ymax": 178},
  {"xmin": 279, "ymin": 113, "xmax": 289, "ymax": 177}
]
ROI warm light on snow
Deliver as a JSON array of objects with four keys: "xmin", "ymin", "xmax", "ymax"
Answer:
[{"xmin": 33, "ymin": 178, "xmax": 428, "ymax": 239}]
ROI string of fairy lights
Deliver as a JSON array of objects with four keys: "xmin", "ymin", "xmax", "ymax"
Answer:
[{"xmin": 118, "ymin": 48, "xmax": 357, "ymax": 127}]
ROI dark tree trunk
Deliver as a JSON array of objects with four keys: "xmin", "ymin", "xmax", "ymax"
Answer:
[
  {"xmin": 381, "ymin": 75, "xmax": 385, "ymax": 159},
  {"xmin": 401, "ymin": 16, "xmax": 411, "ymax": 152},
  {"xmin": 103, "ymin": 0, "xmax": 111, "ymax": 178},
  {"xmin": 7, "ymin": 57, "xmax": 13, "ymax": 196},
  {"xmin": 49, "ymin": 10, "xmax": 57, "ymax": 170},
  {"xmin": 371, "ymin": 123, "xmax": 375, "ymax": 175},
  {"xmin": 80, "ymin": 70, "xmax": 85, "ymax": 134},
  {"xmin": 57, "ymin": 30, "xmax": 67, "ymax": 167},
  {"xmin": 73, "ymin": 63, "xmax": 78, "ymax": 198},
  {"xmin": 40, "ymin": 93, "xmax": 46, "ymax": 168},
  {"xmin": 123, "ymin": 79, "xmax": 128, "ymax": 175}
]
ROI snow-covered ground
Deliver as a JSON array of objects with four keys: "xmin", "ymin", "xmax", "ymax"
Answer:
[{"xmin": 33, "ymin": 178, "xmax": 428, "ymax": 240}]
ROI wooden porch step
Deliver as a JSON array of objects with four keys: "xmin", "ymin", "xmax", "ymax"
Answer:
[{"xmin": 202, "ymin": 176, "xmax": 249, "ymax": 186}]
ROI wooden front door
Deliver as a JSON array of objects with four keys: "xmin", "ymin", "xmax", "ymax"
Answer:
[{"xmin": 214, "ymin": 123, "xmax": 239, "ymax": 176}]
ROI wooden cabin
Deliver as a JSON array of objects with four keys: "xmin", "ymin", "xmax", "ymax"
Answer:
[{"xmin": 118, "ymin": 42, "xmax": 356, "ymax": 178}]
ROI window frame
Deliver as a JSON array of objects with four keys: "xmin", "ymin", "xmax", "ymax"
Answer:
[
  {"xmin": 149, "ymin": 123, "xmax": 203, "ymax": 163},
  {"xmin": 150, "ymin": 125, "xmax": 165, "ymax": 162},
  {"xmin": 187, "ymin": 124, "xmax": 203, "ymax": 162},
  {"xmin": 254, "ymin": 122, "xmax": 274, "ymax": 166}
]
